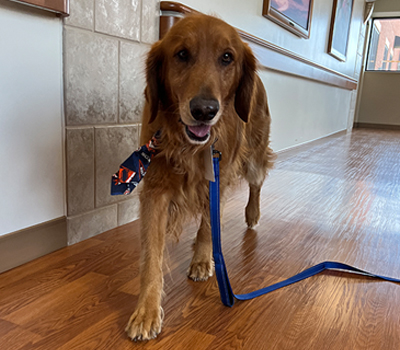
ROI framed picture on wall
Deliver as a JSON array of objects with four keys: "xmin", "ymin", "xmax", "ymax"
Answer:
[
  {"xmin": 262, "ymin": 0, "xmax": 314, "ymax": 39},
  {"xmin": 328, "ymin": 0, "xmax": 355, "ymax": 61}
]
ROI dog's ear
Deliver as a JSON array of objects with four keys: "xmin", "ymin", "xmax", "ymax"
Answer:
[
  {"xmin": 234, "ymin": 43, "xmax": 256, "ymax": 123},
  {"xmin": 146, "ymin": 41, "xmax": 164, "ymax": 124}
]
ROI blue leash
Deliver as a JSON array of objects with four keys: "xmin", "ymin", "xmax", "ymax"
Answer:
[{"xmin": 209, "ymin": 150, "xmax": 400, "ymax": 307}]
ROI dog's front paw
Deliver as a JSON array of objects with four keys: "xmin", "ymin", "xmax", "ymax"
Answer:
[
  {"xmin": 125, "ymin": 305, "xmax": 164, "ymax": 341},
  {"xmin": 187, "ymin": 260, "xmax": 214, "ymax": 282}
]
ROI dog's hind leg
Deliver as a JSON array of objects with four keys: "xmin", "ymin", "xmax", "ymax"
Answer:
[
  {"xmin": 188, "ymin": 213, "xmax": 213, "ymax": 281},
  {"xmin": 243, "ymin": 152, "xmax": 273, "ymax": 228},
  {"xmin": 188, "ymin": 191, "xmax": 229, "ymax": 281},
  {"xmin": 245, "ymin": 176, "xmax": 264, "ymax": 229}
]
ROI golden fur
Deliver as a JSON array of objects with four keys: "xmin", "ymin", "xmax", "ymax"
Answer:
[{"xmin": 125, "ymin": 14, "xmax": 275, "ymax": 341}]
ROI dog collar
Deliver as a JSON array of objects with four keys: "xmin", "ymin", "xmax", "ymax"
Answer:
[{"xmin": 111, "ymin": 131, "xmax": 160, "ymax": 195}]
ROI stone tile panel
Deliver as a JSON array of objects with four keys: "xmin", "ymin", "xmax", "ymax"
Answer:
[
  {"xmin": 118, "ymin": 195, "xmax": 140, "ymax": 226},
  {"xmin": 95, "ymin": 126, "xmax": 139, "ymax": 207},
  {"xmin": 95, "ymin": 0, "xmax": 141, "ymax": 41},
  {"xmin": 64, "ymin": 0, "xmax": 94, "ymax": 30},
  {"xmin": 64, "ymin": 27, "xmax": 118, "ymax": 126},
  {"xmin": 66, "ymin": 128, "xmax": 95, "ymax": 216},
  {"xmin": 141, "ymin": 0, "xmax": 160, "ymax": 44},
  {"xmin": 119, "ymin": 42, "xmax": 149, "ymax": 124},
  {"xmin": 68, "ymin": 205, "xmax": 118, "ymax": 245}
]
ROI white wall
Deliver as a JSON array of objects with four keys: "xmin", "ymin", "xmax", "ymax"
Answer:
[
  {"xmin": 180, "ymin": 0, "xmax": 364, "ymax": 151},
  {"xmin": 374, "ymin": 0, "xmax": 400, "ymax": 13},
  {"xmin": 357, "ymin": 73, "xmax": 400, "ymax": 126},
  {"xmin": 0, "ymin": 1, "xmax": 65, "ymax": 236},
  {"xmin": 182, "ymin": 0, "xmax": 365, "ymax": 78},
  {"xmin": 261, "ymin": 71, "xmax": 351, "ymax": 151}
]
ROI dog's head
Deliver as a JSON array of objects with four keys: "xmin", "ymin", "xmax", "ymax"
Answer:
[{"xmin": 145, "ymin": 14, "xmax": 256, "ymax": 145}]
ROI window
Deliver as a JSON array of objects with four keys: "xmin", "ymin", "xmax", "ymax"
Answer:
[
  {"xmin": 367, "ymin": 23, "xmax": 380, "ymax": 69},
  {"xmin": 366, "ymin": 18, "xmax": 400, "ymax": 71},
  {"xmin": 389, "ymin": 52, "xmax": 393, "ymax": 70},
  {"xmin": 382, "ymin": 45, "xmax": 389, "ymax": 70}
]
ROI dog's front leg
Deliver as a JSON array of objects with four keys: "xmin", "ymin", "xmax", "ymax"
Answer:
[{"xmin": 126, "ymin": 190, "xmax": 170, "ymax": 341}]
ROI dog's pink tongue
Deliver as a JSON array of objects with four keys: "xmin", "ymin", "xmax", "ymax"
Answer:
[{"xmin": 188, "ymin": 124, "xmax": 211, "ymax": 138}]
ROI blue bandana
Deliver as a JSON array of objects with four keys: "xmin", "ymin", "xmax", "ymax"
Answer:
[{"xmin": 111, "ymin": 131, "xmax": 160, "ymax": 195}]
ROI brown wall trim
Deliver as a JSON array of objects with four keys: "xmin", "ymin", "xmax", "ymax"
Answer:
[
  {"xmin": 10, "ymin": 0, "xmax": 69, "ymax": 16},
  {"xmin": 0, "ymin": 217, "xmax": 67, "ymax": 274},
  {"xmin": 354, "ymin": 123, "xmax": 400, "ymax": 131},
  {"xmin": 160, "ymin": 1, "xmax": 357, "ymax": 90}
]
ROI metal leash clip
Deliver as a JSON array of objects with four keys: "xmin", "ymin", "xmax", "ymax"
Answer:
[{"xmin": 213, "ymin": 149, "xmax": 222, "ymax": 161}]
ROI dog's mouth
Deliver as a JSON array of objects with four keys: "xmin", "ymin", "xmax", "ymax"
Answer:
[{"xmin": 184, "ymin": 123, "xmax": 211, "ymax": 143}]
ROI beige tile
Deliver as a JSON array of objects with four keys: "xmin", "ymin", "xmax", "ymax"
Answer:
[
  {"xmin": 95, "ymin": 126, "xmax": 140, "ymax": 208},
  {"xmin": 118, "ymin": 195, "xmax": 140, "ymax": 226},
  {"xmin": 68, "ymin": 205, "xmax": 118, "ymax": 245},
  {"xmin": 94, "ymin": 0, "xmax": 141, "ymax": 41},
  {"xmin": 64, "ymin": 0, "xmax": 94, "ymax": 30},
  {"xmin": 141, "ymin": 0, "xmax": 160, "ymax": 44},
  {"xmin": 64, "ymin": 27, "xmax": 118, "ymax": 126},
  {"xmin": 66, "ymin": 128, "xmax": 95, "ymax": 216},
  {"xmin": 119, "ymin": 42, "xmax": 149, "ymax": 124},
  {"xmin": 67, "ymin": 206, "xmax": 117, "ymax": 245}
]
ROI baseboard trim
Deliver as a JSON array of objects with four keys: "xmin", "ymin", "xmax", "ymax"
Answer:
[
  {"xmin": 354, "ymin": 122, "xmax": 400, "ymax": 131},
  {"xmin": 276, "ymin": 130, "xmax": 347, "ymax": 163},
  {"xmin": 0, "ymin": 217, "xmax": 67, "ymax": 274}
]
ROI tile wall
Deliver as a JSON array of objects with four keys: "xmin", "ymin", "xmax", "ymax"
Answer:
[{"xmin": 64, "ymin": 0, "xmax": 159, "ymax": 244}]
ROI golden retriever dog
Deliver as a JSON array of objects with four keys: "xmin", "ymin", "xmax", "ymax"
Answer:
[{"xmin": 125, "ymin": 13, "xmax": 275, "ymax": 341}]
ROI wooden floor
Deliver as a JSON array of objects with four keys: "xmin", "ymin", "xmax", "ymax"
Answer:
[{"xmin": 1, "ymin": 128, "xmax": 400, "ymax": 350}]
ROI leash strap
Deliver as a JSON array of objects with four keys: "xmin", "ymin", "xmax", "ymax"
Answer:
[{"xmin": 209, "ymin": 150, "xmax": 400, "ymax": 307}]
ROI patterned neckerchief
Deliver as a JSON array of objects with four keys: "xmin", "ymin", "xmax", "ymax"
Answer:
[{"xmin": 111, "ymin": 131, "xmax": 160, "ymax": 195}]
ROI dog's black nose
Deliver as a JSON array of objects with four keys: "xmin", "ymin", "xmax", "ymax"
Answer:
[{"xmin": 190, "ymin": 96, "xmax": 219, "ymax": 121}]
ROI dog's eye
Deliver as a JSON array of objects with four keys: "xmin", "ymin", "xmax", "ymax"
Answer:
[
  {"xmin": 221, "ymin": 52, "xmax": 233, "ymax": 65},
  {"xmin": 176, "ymin": 49, "xmax": 189, "ymax": 62}
]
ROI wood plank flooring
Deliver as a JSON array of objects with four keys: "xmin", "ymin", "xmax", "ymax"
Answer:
[{"xmin": 1, "ymin": 128, "xmax": 400, "ymax": 349}]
